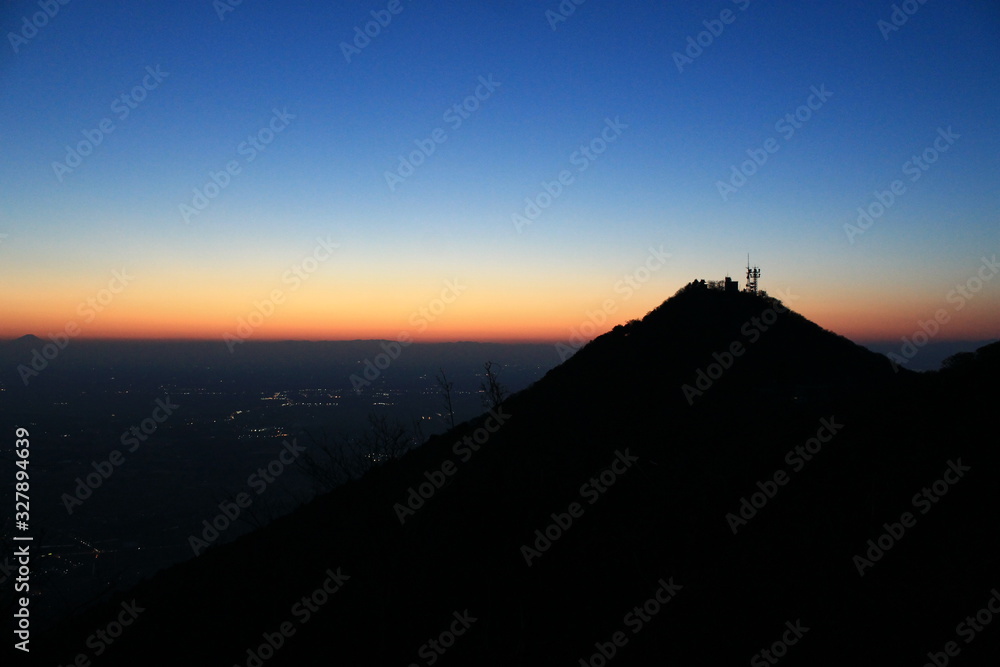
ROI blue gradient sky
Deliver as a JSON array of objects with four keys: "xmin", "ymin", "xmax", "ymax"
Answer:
[{"xmin": 1, "ymin": 0, "xmax": 997, "ymax": 343}]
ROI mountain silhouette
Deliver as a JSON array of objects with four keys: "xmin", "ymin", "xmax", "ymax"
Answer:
[
  {"xmin": 5, "ymin": 333, "xmax": 44, "ymax": 351},
  {"xmin": 33, "ymin": 284, "xmax": 1000, "ymax": 666}
]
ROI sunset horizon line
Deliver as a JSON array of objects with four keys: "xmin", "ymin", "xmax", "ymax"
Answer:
[{"xmin": 3, "ymin": 332, "xmax": 996, "ymax": 347}]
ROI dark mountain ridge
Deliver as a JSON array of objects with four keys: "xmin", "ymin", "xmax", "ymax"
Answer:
[{"xmin": 27, "ymin": 284, "xmax": 1000, "ymax": 665}]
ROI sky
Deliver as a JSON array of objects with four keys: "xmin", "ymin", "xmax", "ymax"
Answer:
[{"xmin": 1, "ymin": 0, "xmax": 997, "ymax": 345}]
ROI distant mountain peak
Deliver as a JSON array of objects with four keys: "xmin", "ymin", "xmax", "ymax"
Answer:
[{"xmin": 545, "ymin": 279, "xmax": 900, "ymax": 408}]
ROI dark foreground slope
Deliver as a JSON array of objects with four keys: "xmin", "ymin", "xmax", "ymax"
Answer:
[{"xmin": 31, "ymin": 286, "xmax": 1000, "ymax": 665}]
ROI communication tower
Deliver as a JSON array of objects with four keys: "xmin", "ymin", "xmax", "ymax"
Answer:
[{"xmin": 745, "ymin": 256, "xmax": 761, "ymax": 294}]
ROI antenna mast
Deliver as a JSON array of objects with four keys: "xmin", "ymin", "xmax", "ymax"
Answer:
[{"xmin": 745, "ymin": 255, "xmax": 760, "ymax": 294}]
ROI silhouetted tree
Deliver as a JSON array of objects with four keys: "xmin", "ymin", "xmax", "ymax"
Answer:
[
  {"xmin": 362, "ymin": 412, "xmax": 411, "ymax": 464},
  {"xmin": 436, "ymin": 368, "xmax": 456, "ymax": 429},
  {"xmin": 480, "ymin": 360, "xmax": 507, "ymax": 410},
  {"xmin": 675, "ymin": 279, "xmax": 708, "ymax": 295},
  {"xmin": 293, "ymin": 413, "xmax": 414, "ymax": 497},
  {"xmin": 412, "ymin": 415, "xmax": 426, "ymax": 443},
  {"xmin": 297, "ymin": 427, "xmax": 354, "ymax": 494}
]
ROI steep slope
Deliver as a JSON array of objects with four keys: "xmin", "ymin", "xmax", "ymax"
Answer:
[{"xmin": 32, "ymin": 286, "xmax": 1000, "ymax": 666}]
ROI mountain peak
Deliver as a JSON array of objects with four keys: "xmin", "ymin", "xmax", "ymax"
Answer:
[{"xmin": 553, "ymin": 279, "xmax": 899, "ymax": 405}]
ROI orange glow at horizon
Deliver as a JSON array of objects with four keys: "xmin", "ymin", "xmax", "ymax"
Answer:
[
  {"xmin": 792, "ymin": 287, "xmax": 1000, "ymax": 343},
  {"xmin": 3, "ymin": 280, "xmax": 997, "ymax": 345}
]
